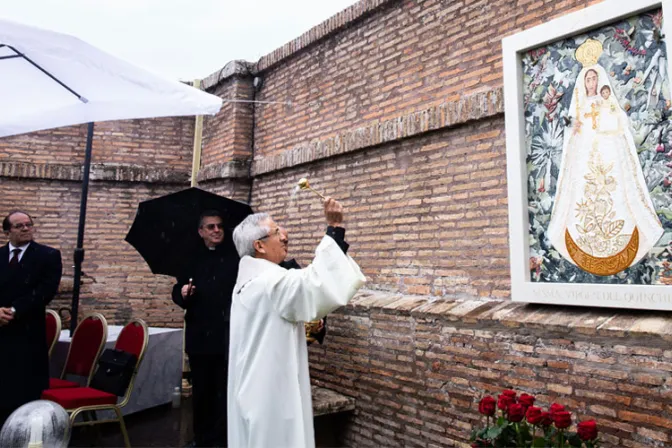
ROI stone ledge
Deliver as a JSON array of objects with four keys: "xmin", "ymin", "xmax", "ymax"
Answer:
[
  {"xmin": 349, "ymin": 289, "xmax": 672, "ymax": 345},
  {"xmin": 196, "ymin": 160, "xmax": 250, "ymax": 182},
  {"xmin": 202, "ymin": 60, "xmax": 254, "ymax": 91},
  {"xmin": 0, "ymin": 161, "xmax": 188, "ymax": 184},
  {"xmin": 252, "ymin": 88, "xmax": 504, "ymax": 176},
  {"xmin": 90, "ymin": 163, "xmax": 188, "ymax": 183},
  {"xmin": 0, "ymin": 160, "xmax": 81, "ymax": 181},
  {"xmin": 311, "ymin": 386, "xmax": 355, "ymax": 417}
]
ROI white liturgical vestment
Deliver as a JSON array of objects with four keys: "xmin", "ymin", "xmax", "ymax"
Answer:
[{"xmin": 227, "ymin": 235, "xmax": 365, "ymax": 448}]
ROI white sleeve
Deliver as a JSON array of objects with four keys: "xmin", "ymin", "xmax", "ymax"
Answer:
[{"xmin": 265, "ymin": 236, "xmax": 366, "ymax": 322}]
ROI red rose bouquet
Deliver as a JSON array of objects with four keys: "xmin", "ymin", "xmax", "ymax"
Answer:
[{"xmin": 471, "ymin": 390, "xmax": 600, "ymax": 447}]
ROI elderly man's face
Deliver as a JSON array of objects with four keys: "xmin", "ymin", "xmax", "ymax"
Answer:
[
  {"xmin": 198, "ymin": 216, "xmax": 224, "ymax": 248},
  {"xmin": 255, "ymin": 218, "xmax": 288, "ymax": 264},
  {"xmin": 5, "ymin": 213, "xmax": 34, "ymax": 246}
]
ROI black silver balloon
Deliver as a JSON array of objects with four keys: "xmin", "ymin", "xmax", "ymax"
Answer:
[{"xmin": 0, "ymin": 400, "xmax": 70, "ymax": 448}]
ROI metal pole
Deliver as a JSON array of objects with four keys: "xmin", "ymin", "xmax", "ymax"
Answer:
[
  {"xmin": 190, "ymin": 79, "xmax": 204, "ymax": 187},
  {"xmin": 180, "ymin": 79, "xmax": 206, "ymax": 395},
  {"xmin": 70, "ymin": 122, "xmax": 95, "ymax": 335}
]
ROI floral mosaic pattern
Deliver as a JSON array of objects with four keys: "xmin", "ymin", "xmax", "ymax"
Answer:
[{"xmin": 523, "ymin": 9, "xmax": 672, "ymax": 284}]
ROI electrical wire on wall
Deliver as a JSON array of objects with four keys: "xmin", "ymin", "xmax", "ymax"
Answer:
[{"xmin": 195, "ymin": 72, "xmax": 295, "ymax": 205}]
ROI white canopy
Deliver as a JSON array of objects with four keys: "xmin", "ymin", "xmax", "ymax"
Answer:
[{"xmin": 0, "ymin": 18, "xmax": 222, "ymax": 138}]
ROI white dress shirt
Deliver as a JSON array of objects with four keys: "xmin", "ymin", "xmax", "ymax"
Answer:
[{"xmin": 8, "ymin": 242, "xmax": 30, "ymax": 262}]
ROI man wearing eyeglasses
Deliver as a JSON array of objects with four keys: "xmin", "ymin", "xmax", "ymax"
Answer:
[
  {"xmin": 172, "ymin": 210, "xmax": 239, "ymax": 447},
  {"xmin": 227, "ymin": 198, "xmax": 365, "ymax": 448},
  {"xmin": 0, "ymin": 211, "xmax": 62, "ymax": 426}
]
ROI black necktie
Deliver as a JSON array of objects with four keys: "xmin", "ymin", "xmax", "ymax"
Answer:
[{"xmin": 9, "ymin": 248, "xmax": 21, "ymax": 267}]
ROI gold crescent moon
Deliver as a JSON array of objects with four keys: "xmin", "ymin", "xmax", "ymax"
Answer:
[{"xmin": 565, "ymin": 227, "xmax": 639, "ymax": 276}]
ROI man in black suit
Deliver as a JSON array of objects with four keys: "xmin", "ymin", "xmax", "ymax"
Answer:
[
  {"xmin": 0, "ymin": 211, "xmax": 62, "ymax": 426},
  {"xmin": 172, "ymin": 210, "xmax": 239, "ymax": 447}
]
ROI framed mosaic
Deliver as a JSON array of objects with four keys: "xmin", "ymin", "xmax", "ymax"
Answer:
[{"xmin": 503, "ymin": 0, "xmax": 672, "ymax": 310}]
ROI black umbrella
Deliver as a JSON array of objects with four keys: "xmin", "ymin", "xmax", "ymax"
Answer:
[{"xmin": 125, "ymin": 187, "xmax": 252, "ymax": 278}]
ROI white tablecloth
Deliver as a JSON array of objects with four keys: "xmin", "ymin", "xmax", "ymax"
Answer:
[{"xmin": 49, "ymin": 325, "xmax": 183, "ymax": 415}]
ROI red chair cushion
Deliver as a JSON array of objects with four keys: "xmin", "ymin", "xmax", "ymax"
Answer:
[
  {"xmin": 116, "ymin": 322, "xmax": 145, "ymax": 357},
  {"xmin": 65, "ymin": 316, "xmax": 106, "ymax": 377},
  {"xmin": 49, "ymin": 378, "xmax": 80, "ymax": 389},
  {"xmin": 42, "ymin": 387, "xmax": 117, "ymax": 409}
]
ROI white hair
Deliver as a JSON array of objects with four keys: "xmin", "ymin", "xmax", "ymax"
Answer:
[{"xmin": 232, "ymin": 213, "xmax": 271, "ymax": 258}]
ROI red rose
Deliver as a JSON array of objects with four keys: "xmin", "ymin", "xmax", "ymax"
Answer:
[
  {"xmin": 539, "ymin": 411, "xmax": 552, "ymax": 426},
  {"xmin": 502, "ymin": 389, "xmax": 517, "ymax": 399},
  {"xmin": 525, "ymin": 406, "xmax": 543, "ymax": 425},
  {"xmin": 549, "ymin": 403, "xmax": 565, "ymax": 418},
  {"xmin": 508, "ymin": 403, "xmax": 525, "ymax": 422},
  {"xmin": 519, "ymin": 393, "xmax": 535, "ymax": 409},
  {"xmin": 498, "ymin": 395, "xmax": 513, "ymax": 410},
  {"xmin": 471, "ymin": 440, "xmax": 493, "ymax": 448},
  {"xmin": 478, "ymin": 396, "xmax": 496, "ymax": 416},
  {"xmin": 577, "ymin": 420, "xmax": 598, "ymax": 441},
  {"xmin": 553, "ymin": 410, "xmax": 572, "ymax": 429}
]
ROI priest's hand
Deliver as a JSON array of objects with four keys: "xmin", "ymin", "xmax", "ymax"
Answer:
[
  {"xmin": 0, "ymin": 307, "xmax": 14, "ymax": 326},
  {"xmin": 181, "ymin": 284, "xmax": 196, "ymax": 299},
  {"xmin": 324, "ymin": 197, "xmax": 343, "ymax": 227}
]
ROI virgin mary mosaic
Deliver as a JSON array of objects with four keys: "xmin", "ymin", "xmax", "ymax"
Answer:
[{"xmin": 524, "ymin": 9, "xmax": 672, "ymax": 285}]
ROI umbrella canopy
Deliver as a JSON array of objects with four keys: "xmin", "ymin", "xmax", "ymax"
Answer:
[
  {"xmin": 0, "ymin": 18, "xmax": 222, "ymax": 138},
  {"xmin": 125, "ymin": 188, "xmax": 252, "ymax": 278},
  {"xmin": 0, "ymin": 18, "xmax": 224, "ymax": 334}
]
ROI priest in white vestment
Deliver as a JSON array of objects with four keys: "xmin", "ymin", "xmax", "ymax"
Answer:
[{"xmin": 228, "ymin": 198, "xmax": 365, "ymax": 448}]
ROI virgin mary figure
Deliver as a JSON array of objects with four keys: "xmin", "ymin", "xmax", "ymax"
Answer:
[{"xmin": 547, "ymin": 39, "xmax": 664, "ymax": 276}]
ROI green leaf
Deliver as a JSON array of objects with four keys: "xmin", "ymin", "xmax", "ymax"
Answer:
[
  {"xmin": 486, "ymin": 426, "xmax": 503, "ymax": 440},
  {"xmin": 532, "ymin": 437, "xmax": 547, "ymax": 447},
  {"xmin": 497, "ymin": 416, "xmax": 506, "ymax": 427},
  {"xmin": 519, "ymin": 422, "xmax": 531, "ymax": 439},
  {"xmin": 567, "ymin": 433, "xmax": 582, "ymax": 447}
]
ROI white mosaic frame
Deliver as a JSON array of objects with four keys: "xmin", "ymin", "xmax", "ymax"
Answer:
[{"xmin": 503, "ymin": 0, "xmax": 672, "ymax": 310}]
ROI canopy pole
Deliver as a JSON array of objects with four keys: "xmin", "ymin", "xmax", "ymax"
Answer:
[
  {"xmin": 181, "ymin": 79, "xmax": 205, "ymax": 395},
  {"xmin": 70, "ymin": 122, "xmax": 95, "ymax": 335},
  {"xmin": 191, "ymin": 79, "xmax": 204, "ymax": 187}
]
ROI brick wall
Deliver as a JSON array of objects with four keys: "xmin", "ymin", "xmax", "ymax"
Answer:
[
  {"xmin": 201, "ymin": 75, "xmax": 255, "ymax": 167},
  {"xmin": 0, "ymin": 117, "xmax": 193, "ymax": 168},
  {"xmin": 0, "ymin": 178, "xmax": 189, "ymax": 327},
  {"xmin": 3, "ymin": 0, "xmax": 671, "ymax": 444},
  {"xmin": 211, "ymin": 0, "xmax": 669, "ymax": 446},
  {"xmin": 0, "ymin": 117, "xmax": 193, "ymax": 328},
  {"xmin": 309, "ymin": 293, "xmax": 672, "ymax": 447},
  {"xmin": 251, "ymin": 113, "xmax": 509, "ymax": 299},
  {"xmin": 250, "ymin": 0, "xmax": 595, "ymax": 160}
]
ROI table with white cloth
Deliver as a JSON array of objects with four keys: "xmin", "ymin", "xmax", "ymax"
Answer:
[{"xmin": 49, "ymin": 325, "xmax": 183, "ymax": 415}]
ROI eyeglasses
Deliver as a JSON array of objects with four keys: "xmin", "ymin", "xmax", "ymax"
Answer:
[
  {"xmin": 11, "ymin": 223, "xmax": 33, "ymax": 230},
  {"xmin": 203, "ymin": 223, "xmax": 224, "ymax": 231},
  {"xmin": 258, "ymin": 227, "xmax": 281, "ymax": 241}
]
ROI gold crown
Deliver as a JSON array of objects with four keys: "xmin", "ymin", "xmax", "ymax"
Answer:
[{"xmin": 575, "ymin": 39, "xmax": 603, "ymax": 66}]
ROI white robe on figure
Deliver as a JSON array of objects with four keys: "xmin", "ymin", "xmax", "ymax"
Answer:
[
  {"xmin": 547, "ymin": 63, "xmax": 663, "ymax": 272},
  {"xmin": 227, "ymin": 235, "xmax": 366, "ymax": 448}
]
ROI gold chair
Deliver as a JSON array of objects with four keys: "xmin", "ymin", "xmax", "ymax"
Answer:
[
  {"xmin": 45, "ymin": 309, "xmax": 62, "ymax": 358},
  {"xmin": 42, "ymin": 318, "xmax": 149, "ymax": 448},
  {"xmin": 47, "ymin": 312, "xmax": 108, "ymax": 389}
]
